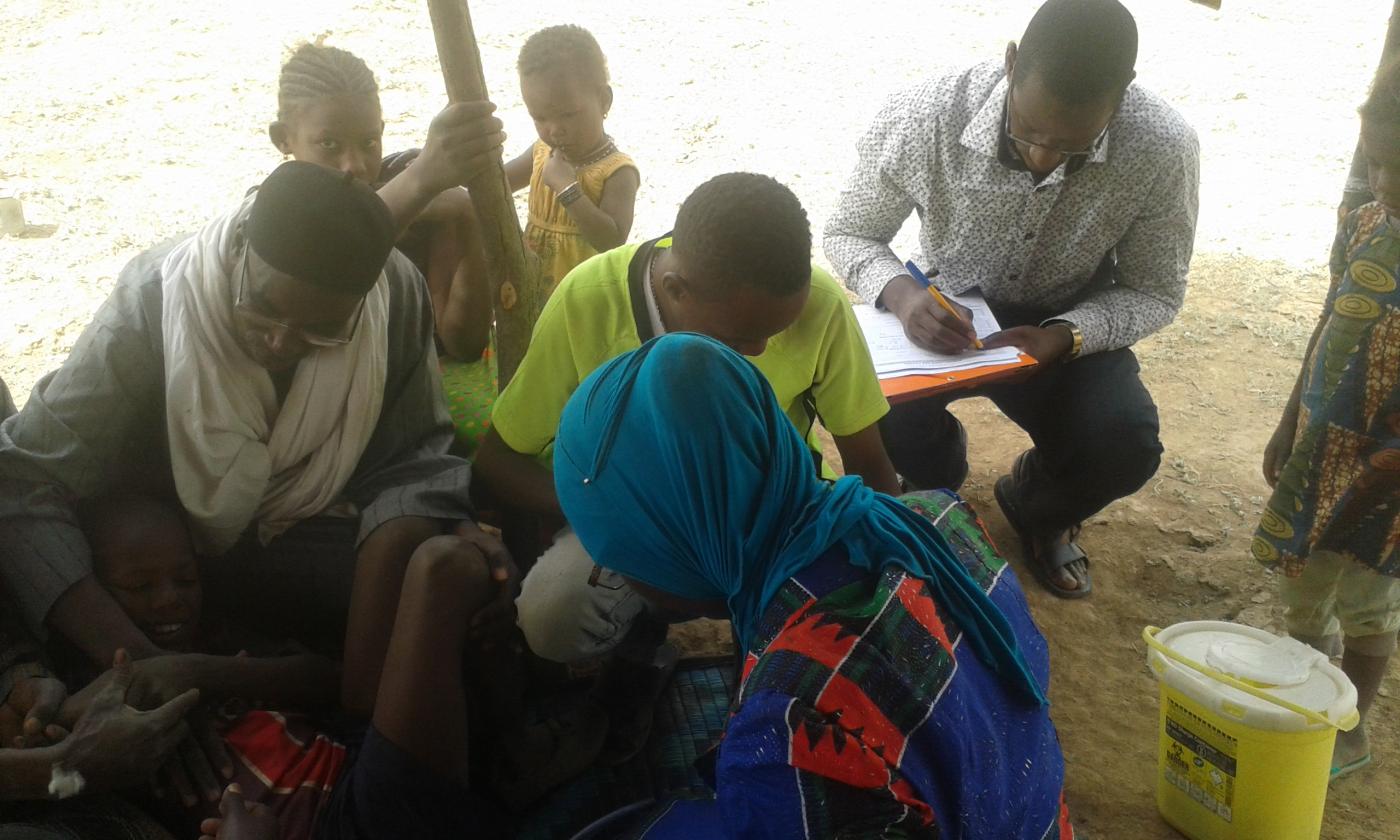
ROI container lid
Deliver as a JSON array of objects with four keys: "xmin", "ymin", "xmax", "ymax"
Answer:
[
  {"xmin": 1149, "ymin": 621, "xmax": 1358, "ymax": 732},
  {"xmin": 1205, "ymin": 636, "xmax": 1321, "ymax": 686}
]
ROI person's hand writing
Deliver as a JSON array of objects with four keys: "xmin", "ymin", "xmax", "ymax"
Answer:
[
  {"xmin": 457, "ymin": 523, "xmax": 521, "ymax": 649},
  {"xmin": 2, "ymin": 673, "xmax": 68, "ymax": 748},
  {"xmin": 414, "ymin": 101, "xmax": 507, "ymax": 194},
  {"xmin": 882, "ymin": 274, "xmax": 978, "ymax": 353},
  {"xmin": 542, "ymin": 149, "xmax": 577, "ymax": 194},
  {"xmin": 55, "ymin": 650, "xmax": 197, "ymax": 793},
  {"xmin": 982, "ymin": 324, "xmax": 1074, "ymax": 365}
]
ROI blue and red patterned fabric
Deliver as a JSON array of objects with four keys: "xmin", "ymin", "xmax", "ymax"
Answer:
[{"xmin": 714, "ymin": 492, "xmax": 1071, "ymax": 839}]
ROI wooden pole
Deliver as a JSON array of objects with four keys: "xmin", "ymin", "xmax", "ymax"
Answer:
[{"xmin": 426, "ymin": 0, "xmax": 541, "ymax": 388}]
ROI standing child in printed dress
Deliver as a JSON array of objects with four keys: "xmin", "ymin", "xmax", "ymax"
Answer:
[
  {"xmin": 502, "ymin": 25, "xmax": 640, "ymax": 295},
  {"xmin": 1254, "ymin": 57, "xmax": 1400, "ymax": 779}
]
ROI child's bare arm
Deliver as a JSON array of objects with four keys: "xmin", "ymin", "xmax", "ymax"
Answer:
[
  {"xmin": 504, "ymin": 147, "xmax": 535, "ymax": 193},
  {"xmin": 832, "ymin": 425, "xmax": 902, "ymax": 497},
  {"xmin": 430, "ymin": 196, "xmax": 493, "ymax": 361},
  {"xmin": 180, "ymin": 655, "xmax": 340, "ymax": 710},
  {"xmin": 62, "ymin": 654, "xmax": 339, "ymax": 725},
  {"xmin": 1263, "ymin": 297, "xmax": 1332, "ymax": 487},
  {"xmin": 547, "ymin": 161, "xmax": 639, "ymax": 252}
]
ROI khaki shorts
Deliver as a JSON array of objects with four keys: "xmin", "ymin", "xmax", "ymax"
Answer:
[{"xmin": 1281, "ymin": 550, "xmax": 1400, "ymax": 656}]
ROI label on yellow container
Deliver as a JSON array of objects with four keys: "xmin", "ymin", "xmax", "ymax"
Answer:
[{"xmin": 1163, "ymin": 704, "xmax": 1237, "ymax": 822}]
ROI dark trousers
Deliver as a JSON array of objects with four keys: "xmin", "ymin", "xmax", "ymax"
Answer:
[
  {"xmin": 878, "ymin": 305, "xmax": 1163, "ymax": 533},
  {"xmin": 201, "ymin": 516, "xmax": 360, "ymax": 656}
]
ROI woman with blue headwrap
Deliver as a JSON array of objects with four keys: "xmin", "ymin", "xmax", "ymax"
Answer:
[{"xmin": 555, "ymin": 334, "xmax": 1072, "ymax": 839}]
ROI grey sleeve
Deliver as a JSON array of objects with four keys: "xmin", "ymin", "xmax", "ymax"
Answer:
[
  {"xmin": 1055, "ymin": 129, "xmax": 1200, "ymax": 354},
  {"xmin": 0, "ymin": 377, "xmax": 15, "ymax": 419},
  {"xmin": 823, "ymin": 90, "xmax": 924, "ymax": 306},
  {"xmin": 347, "ymin": 252, "xmax": 474, "ymax": 543},
  {"xmin": 0, "ymin": 257, "xmax": 166, "ymax": 636}
]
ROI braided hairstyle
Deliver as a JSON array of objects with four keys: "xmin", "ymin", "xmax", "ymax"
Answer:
[
  {"xmin": 517, "ymin": 25, "xmax": 609, "ymax": 87},
  {"xmin": 277, "ymin": 41, "xmax": 380, "ymax": 122}
]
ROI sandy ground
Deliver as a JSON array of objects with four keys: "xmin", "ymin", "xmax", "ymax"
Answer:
[{"xmin": 2, "ymin": 0, "xmax": 1397, "ymax": 837}]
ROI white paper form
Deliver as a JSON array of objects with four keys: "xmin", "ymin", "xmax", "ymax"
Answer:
[{"xmin": 852, "ymin": 291, "xmax": 1021, "ymax": 380}]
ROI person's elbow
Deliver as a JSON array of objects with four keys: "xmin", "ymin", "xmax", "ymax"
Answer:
[{"xmin": 438, "ymin": 319, "xmax": 490, "ymax": 362}]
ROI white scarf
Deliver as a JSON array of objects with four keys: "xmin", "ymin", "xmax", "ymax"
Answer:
[{"xmin": 161, "ymin": 195, "xmax": 389, "ymax": 554}]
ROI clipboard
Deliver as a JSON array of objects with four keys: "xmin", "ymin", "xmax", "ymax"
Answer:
[{"xmin": 879, "ymin": 353, "xmax": 1037, "ymax": 404}]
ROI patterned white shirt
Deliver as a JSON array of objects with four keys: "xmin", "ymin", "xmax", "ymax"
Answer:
[{"xmin": 824, "ymin": 60, "xmax": 1200, "ymax": 355}]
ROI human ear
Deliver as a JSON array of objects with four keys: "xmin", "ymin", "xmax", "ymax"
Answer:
[
  {"xmin": 600, "ymin": 85, "xmax": 614, "ymax": 117},
  {"xmin": 1004, "ymin": 42, "xmax": 1017, "ymax": 79},
  {"xmin": 268, "ymin": 121, "xmax": 292, "ymax": 155},
  {"xmin": 659, "ymin": 271, "xmax": 688, "ymax": 304}
]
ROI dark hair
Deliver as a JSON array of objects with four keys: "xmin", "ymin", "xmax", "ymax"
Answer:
[
  {"xmin": 672, "ymin": 173, "xmax": 812, "ymax": 298},
  {"xmin": 1013, "ymin": 0, "xmax": 1138, "ymax": 106},
  {"xmin": 517, "ymin": 25, "xmax": 609, "ymax": 87},
  {"xmin": 78, "ymin": 494, "xmax": 191, "ymax": 569},
  {"xmin": 277, "ymin": 42, "xmax": 380, "ymax": 122},
  {"xmin": 1362, "ymin": 57, "xmax": 1400, "ymax": 131}
]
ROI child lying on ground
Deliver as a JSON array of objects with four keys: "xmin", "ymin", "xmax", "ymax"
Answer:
[
  {"xmin": 1254, "ymin": 56, "xmax": 1400, "ymax": 780},
  {"xmin": 55, "ymin": 494, "xmax": 508, "ymax": 839}
]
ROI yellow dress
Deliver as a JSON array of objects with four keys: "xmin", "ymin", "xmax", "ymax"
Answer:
[{"xmin": 525, "ymin": 138, "xmax": 637, "ymax": 295}]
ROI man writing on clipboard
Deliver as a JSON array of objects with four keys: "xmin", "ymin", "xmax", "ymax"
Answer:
[{"xmin": 824, "ymin": 0, "xmax": 1199, "ymax": 599}]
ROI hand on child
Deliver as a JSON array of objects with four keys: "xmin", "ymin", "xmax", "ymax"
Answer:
[
  {"xmin": 198, "ymin": 784, "xmax": 278, "ymax": 840},
  {"xmin": 109, "ymin": 654, "xmax": 234, "ymax": 806},
  {"xmin": 154, "ymin": 709, "xmax": 235, "ymax": 807},
  {"xmin": 416, "ymin": 101, "xmax": 507, "ymax": 193},
  {"xmin": 1, "ymin": 673, "xmax": 68, "ymax": 748},
  {"xmin": 457, "ymin": 522, "xmax": 522, "ymax": 649},
  {"xmin": 542, "ymin": 148, "xmax": 578, "ymax": 193},
  {"xmin": 57, "ymin": 650, "xmax": 198, "ymax": 793}
]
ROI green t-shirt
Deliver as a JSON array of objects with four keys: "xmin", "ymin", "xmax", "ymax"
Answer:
[{"xmin": 491, "ymin": 239, "xmax": 889, "ymax": 474}]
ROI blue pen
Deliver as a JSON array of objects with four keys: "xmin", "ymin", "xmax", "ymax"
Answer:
[{"xmin": 904, "ymin": 260, "xmax": 933, "ymax": 287}]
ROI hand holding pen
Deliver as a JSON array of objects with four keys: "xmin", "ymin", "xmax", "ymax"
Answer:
[{"xmin": 881, "ymin": 262, "xmax": 981, "ymax": 354}]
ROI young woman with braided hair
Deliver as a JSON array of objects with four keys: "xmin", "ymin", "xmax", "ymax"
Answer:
[{"xmin": 269, "ymin": 41, "xmax": 497, "ymax": 455}]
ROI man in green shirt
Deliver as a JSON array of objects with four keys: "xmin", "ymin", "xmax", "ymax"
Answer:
[{"xmin": 475, "ymin": 173, "xmax": 898, "ymax": 676}]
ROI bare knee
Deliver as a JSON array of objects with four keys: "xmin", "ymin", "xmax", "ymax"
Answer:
[{"xmin": 404, "ymin": 535, "xmax": 494, "ymax": 614}]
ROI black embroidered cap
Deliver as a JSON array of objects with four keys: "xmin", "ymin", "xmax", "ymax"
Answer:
[{"xmin": 247, "ymin": 161, "xmax": 395, "ymax": 295}]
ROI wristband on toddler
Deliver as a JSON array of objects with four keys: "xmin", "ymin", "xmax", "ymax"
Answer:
[{"xmin": 557, "ymin": 181, "xmax": 583, "ymax": 207}]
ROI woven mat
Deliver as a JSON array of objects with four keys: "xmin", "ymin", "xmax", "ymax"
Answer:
[{"xmin": 516, "ymin": 658, "xmax": 736, "ymax": 840}]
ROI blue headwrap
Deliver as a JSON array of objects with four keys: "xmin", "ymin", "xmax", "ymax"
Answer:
[{"xmin": 554, "ymin": 334, "xmax": 1046, "ymax": 705}]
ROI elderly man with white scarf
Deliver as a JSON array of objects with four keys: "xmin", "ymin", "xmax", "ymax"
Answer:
[{"xmin": 0, "ymin": 102, "xmax": 509, "ymax": 725}]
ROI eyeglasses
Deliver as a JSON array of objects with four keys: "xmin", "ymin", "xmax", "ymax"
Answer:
[
  {"xmin": 232, "ymin": 245, "xmax": 363, "ymax": 348},
  {"xmin": 1004, "ymin": 88, "xmax": 1110, "ymax": 160}
]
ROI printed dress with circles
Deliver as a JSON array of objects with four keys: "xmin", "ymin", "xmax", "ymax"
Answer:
[{"xmin": 1253, "ymin": 203, "xmax": 1400, "ymax": 577}]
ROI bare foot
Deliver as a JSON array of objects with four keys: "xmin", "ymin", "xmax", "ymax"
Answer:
[
  {"xmin": 198, "ymin": 784, "xmax": 279, "ymax": 840},
  {"xmin": 1045, "ymin": 530, "xmax": 1088, "ymax": 593}
]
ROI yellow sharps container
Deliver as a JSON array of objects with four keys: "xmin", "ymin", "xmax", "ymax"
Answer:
[{"xmin": 1144, "ymin": 622, "xmax": 1358, "ymax": 840}]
